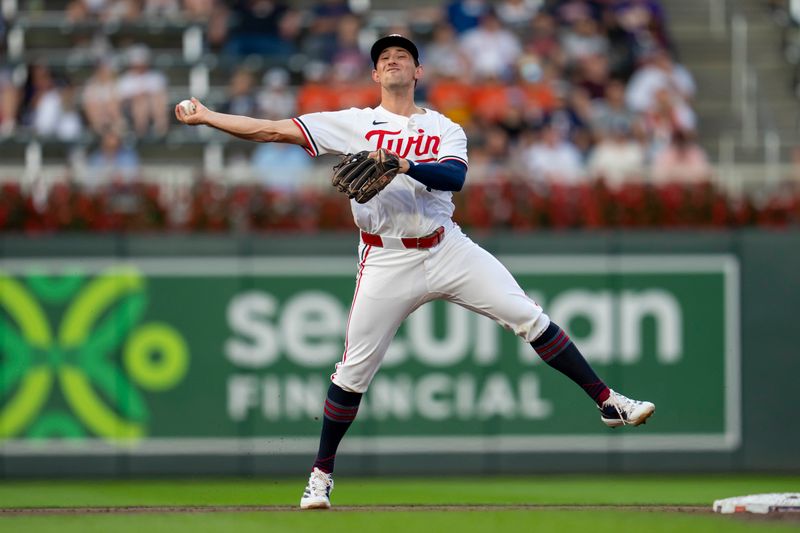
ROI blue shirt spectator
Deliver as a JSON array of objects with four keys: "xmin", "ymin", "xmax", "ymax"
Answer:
[
  {"xmin": 251, "ymin": 143, "xmax": 313, "ymax": 192},
  {"xmin": 224, "ymin": 0, "xmax": 299, "ymax": 59},
  {"xmin": 446, "ymin": 0, "xmax": 490, "ymax": 34},
  {"xmin": 86, "ymin": 129, "xmax": 140, "ymax": 186}
]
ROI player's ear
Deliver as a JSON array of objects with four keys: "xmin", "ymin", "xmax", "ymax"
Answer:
[
  {"xmin": 371, "ymin": 69, "xmax": 380, "ymax": 83},
  {"xmin": 414, "ymin": 65, "xmax": 424, "ymax": 81}
]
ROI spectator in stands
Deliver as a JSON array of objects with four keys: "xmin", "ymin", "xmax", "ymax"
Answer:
[
  {"xmin": 613, "ymin": 0, "xmax": 669, "ymax": 35},
  {"xmin": 422, "ymin": 22, "xmax": 472, "ymax": 82},
  {"xmin": 573, "ymin": 53, "xmax": 610, "ymax": 100},
  {"xmin": 329, "ymin": 14, "xmax": 369, "ymax": 81},
  {"xmin": 590, "ymin": 78, "xmax": 638, "ymax": 138},
  {"xmin": 66, "ymin": 32, "xmax": 114, "ymax": 65},
  {"xmin": 30, "ymin": 74, "xmax": 64, "ymax": 139},
  {"xmin": 117, "ymin": 45, "xmax": 168, "ymax": 137},
  {"xmin": 552, "ymin": 1, "xmax": 603, "ymax": 33},
  {"xmin": 66, "ymin": 0, "xmax": 105, "ymax": 22},
  {"xmin": 625, "ymin": 47, "xmax": 695, "ymax": 114},
  {"xmin": 86, "ymin": 127, "xmax": 140, "ymax": 186},
  {"xmin": 495, "ymin": 0, "xmax": 540, "ymax": 32},
  {"xmin": 612, "ymin": 0, "xmax": 673, "ymax": 60},
  {"xmin": 48, "ymin": 83, "xmax": 84, "ymax": 141},
  {"xmin": 223, "ymin": 0, "xmax": 300, "ymax": 60},
  {"xmin": 220, "ymin": 67, "xmax": 259, "ymax": 117},
  {"xmin": 651, "ymin": 129, "xmax": 712, "ymax": 184},
  {"xmin": 20, "ymin": 63, "xmax": 52, "ymax": 131},
  {"xmin": 96, "ymin": 0, "xmax": 144, "ymax": 23},
  {"xmin": 642, "ymin": 86, "xmax": 696, "ymax": 157},
  {"xmin": 459, "ymin": 9, "xmax": 522, "ymax": 80},
  {"xmin": 519, "ymin": 119, "xmax": 585, "ymax": 187},
  {"xmin": 566, "ymin": 86, "xmax": 596, "ymax": 154},
  {"xmin": 21, "ymin": 64, "xmax": 83, "ymax": 140},
  {"xmin": 82, "ymin": 59, "xmax": 126, "ymax": 136},
  {"xmin": 446, "ymin": 0, "xmax": 491, "ymax": 34},
  {"xmin": 301, "ymin": 0, "xmax": 352, "ymax": 62},
  {"xmin": 523, "ymin": 11, "xmax": 563, "ymax": 66},
  {"xmin": 257, "ymin": 67, "xmax": 296, "ymax": 120},
  {"xmin": 143, "ymin": 0, "xmax": 181, "ymax": 18},
  {"xmin": 183, "ymin": 0, "xmax": 215, "ymax": 20},
  {"xmin": 586, "ymin": 120, "xmax": 646, "ymax": 189},
  {"xmin": 517, "ymin": 55, "xmax": 558, "ymax": 122},
  {"xmin": 296, "ymin": 61, "xmax": 338, "ymax": 114},
  {"xmin": 0, "ymin": 68, "xmax": 18, "ymax": 137},
  {"xmin": 331, "ymin": 63, "xmax": 379, "ymax": 110},
  {"xmin": 428, "ymin": 67, "xmax": 474, "ymax": 125},
  {"xmin": 560, "ymin": 10, "xmax": 609, "ymax": 68},
  {"xmin": 471, "ymin": 77, "xmax": 512, "ymax": 124},
  {"xmin": 251, "ymin": 143, "xmax": 313, "ymax": 192},
  {"xmin": 602, "ymin": 4, "xmax": 638, "ymax": 80},
  {"xmin": 467, "ymin": 125, "xmax": 514, "ymax": 183},
  {"xmin": 542, "ymin": 86, "xmax": 593, "ymax": 153},
  {"xmin": 206, "ymin": 1, "xmax": 230, "ymax": 50}
]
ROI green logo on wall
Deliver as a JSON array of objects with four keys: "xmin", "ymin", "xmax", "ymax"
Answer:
[{"xmin": 0, "ymin": 268, "xmax": 189, "ymax": 442}]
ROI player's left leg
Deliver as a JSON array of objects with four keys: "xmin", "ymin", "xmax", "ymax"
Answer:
[
  {"xmin": 302, "ymin": 244, "xmax": 430, "ymax": 509},
  {"xmin": 429, "ymin": 229, "xmax": 654, "ymax": 426},
  {"xmin": 529, "ymin": 321, "xmax": 654, "ymax": 426}
]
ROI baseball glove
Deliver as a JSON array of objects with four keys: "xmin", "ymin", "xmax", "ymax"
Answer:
[{"xmin": 331, "ymin": 149, "xmax": 400, "ymax": 204}]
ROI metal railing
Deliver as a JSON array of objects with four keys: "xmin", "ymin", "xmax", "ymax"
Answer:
[{"xmin": 731, "ymin": 14, "xmax": 760, "ymax": 147}]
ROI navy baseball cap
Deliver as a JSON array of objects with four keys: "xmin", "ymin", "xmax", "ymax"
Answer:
[{"xmin": 371, "ymin": 34, "xmax": 419, "ymax": 67}]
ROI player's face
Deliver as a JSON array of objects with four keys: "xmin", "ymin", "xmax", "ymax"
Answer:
[{"xmin": 372, "ymin": 47, "xmax": 421, "ymax": 89}]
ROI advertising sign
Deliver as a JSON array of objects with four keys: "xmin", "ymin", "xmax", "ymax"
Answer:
[{"xmin": 0, "ymin": 255, "xmax": 739, "ymax": 455}]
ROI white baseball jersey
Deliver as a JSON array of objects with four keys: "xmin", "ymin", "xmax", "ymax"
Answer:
[{"xmin": 293, "ymin": 105, "xmax": 468, "ymax": 237}]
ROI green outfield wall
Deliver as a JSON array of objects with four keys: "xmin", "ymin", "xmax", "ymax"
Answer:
[{"xmin": 0, "ymin": 230, "xmax": 797, "ymax": 477}]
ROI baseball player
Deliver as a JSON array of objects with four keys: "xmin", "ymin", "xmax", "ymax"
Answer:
[{"xmin": 175, "ymin": 34, "xmax": 655, "ymax": 510}]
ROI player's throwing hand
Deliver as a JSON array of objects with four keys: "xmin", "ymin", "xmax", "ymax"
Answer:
[{"xmin": 174, "ymin": 97, "xmax": 207, "ymax": 125}]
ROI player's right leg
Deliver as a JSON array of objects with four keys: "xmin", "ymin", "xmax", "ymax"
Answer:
[{"xmin": 301, "ymin": 244, "xmax": 428, "ymax": 509}]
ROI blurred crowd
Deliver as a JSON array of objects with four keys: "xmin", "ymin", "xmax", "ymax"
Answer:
[{"xmin": 1, "ymin": 0, "xmax": 713, "ymax": 190}]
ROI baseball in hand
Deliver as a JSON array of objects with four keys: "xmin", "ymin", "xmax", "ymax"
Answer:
[{"xmin": 179, "ymin": 99, "xmax": 196, "ymax": 115}]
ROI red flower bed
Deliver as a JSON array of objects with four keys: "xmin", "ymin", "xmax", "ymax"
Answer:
[{"xmin": 1, "ymin": 179, "xmax": 798, "ymax": 233}]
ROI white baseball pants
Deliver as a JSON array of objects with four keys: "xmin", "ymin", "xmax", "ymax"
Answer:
[{"xmin": 331, "ymin": 225, "xmax": 550, "ymax": 393}]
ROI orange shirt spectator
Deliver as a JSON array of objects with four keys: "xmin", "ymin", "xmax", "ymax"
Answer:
[
  {"xmin": 471, "ymin": 80, "xmax": 511, "ymax": 122},
  {"xmin": 336, "ymin": 82, "xmax": 379, "ymax": 110},
  {"xmin": 520, "ymin": 81, "xmax": 557, "ymax": 114},
  {"xmin": 296, "ymin": 83, "xmax": 340, "ymax": 114},
  {"xmin": 651, "ymin": 131, "xmax": 712, "ymax": 184},
  {"xmin": 427, "ymin": 77, "xmax": 473, "ymax": 124}
]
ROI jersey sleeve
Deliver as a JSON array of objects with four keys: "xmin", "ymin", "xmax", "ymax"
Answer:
[
  {"xmin": 436, "ymin": 118, "xmax": 469, "ymax": 169},
  {"xmin": 292, "ymin": 109, "xmax": 355, "ymax": 157}
]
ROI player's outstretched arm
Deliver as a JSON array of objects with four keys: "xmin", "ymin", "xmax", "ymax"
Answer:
[{"xmin": 174, "ymin": 97, "xmax": 306, "ymax": 147}]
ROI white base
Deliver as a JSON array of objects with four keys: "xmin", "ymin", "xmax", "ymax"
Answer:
[{"xmin": 713, "ymin": 493, "xmax": 800, "ymax": 514}]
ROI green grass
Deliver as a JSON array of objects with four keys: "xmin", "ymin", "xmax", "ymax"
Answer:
[
  {"xmin": 1, "ymin": 475, "xmax": 799, "ymax": 532},
  {"xmin": 2, "ymin": 510, "xmax": 799, "ymax": 533},
  {"xmin": 1, "ymin": 474, "xmax": 798, "ymax": 507}
]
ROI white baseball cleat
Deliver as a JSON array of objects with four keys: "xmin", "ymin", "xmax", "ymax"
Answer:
[
  {"xmin": 300, "ymin": 467, "xmax": 334, "ymax": 510},
  {"xmin": 599, "ymin": 389, "xmax": 655, "ymax": 428}
]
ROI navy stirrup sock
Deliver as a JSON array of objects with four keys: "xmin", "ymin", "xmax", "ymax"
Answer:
[
  {"xmin": 312, "ymin": 383, "xmax": 362, "ymax": 474},
  {"xmin": 531, "ymin": 322, "xmax": 610, "ymax": 406}
]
